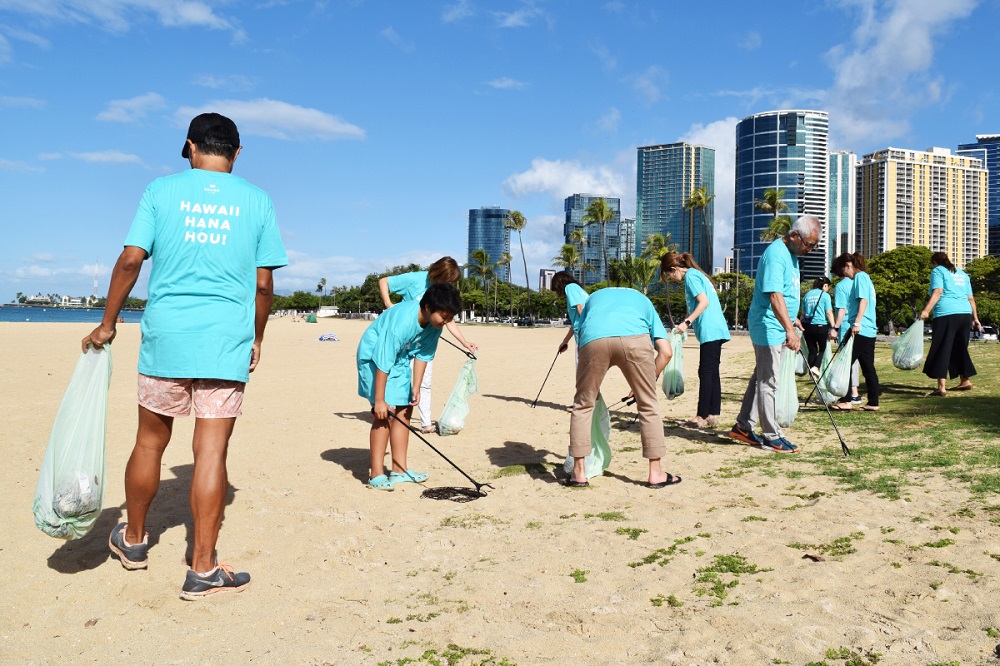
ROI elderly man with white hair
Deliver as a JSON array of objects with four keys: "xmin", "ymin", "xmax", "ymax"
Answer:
[{"xmin": 728, "ymin": 216, "xmax": 822, "ymax": 453}]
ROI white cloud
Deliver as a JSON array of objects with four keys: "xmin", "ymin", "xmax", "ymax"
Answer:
[
  {"xmin": 0, "ymin": 157, "xmax": 43, "ymax": 172},
  {"xmin": 192, "ymin": 74, "xmax": 256, "ymax": 91},
  {"xmin": 380, "ymin": 26, "xmax": 414, "ymax": 52},
  {"xmin": 679, "ymin": 117, "xmax": 740, "ymax": 271},
  {"xmin": 23, "ymin": 252, "xmax": 58, "ymax": 263},
  {"xmin": 441, "ymin": 0, "xmax": 473, "ymax": 23},
  {"xmin": 592, "ymin": 44, "xmax": 617, "ymax": 71},
  {"xmin": 1, "ymin": 24, "xmax": 50, "ymax": 48},
  {"xmin": 824, "ymin": 0, "xmax": 978, "ymax": 148},
  {"xmin": 486, "ymin": 77, "xmax": 527, "ymax": 90},
  {"xmin": 96, "ymin": 92, "xmax": 166, "ymax": 123},
  {"xmin": 629, "ymin": 65, "xmax": 668, "ymax": 105},
  {"xmin": 596, "ymin": 107, "xmax": 621, "ymax": 133},
  {"xmin": 738, "ymin": 31, "xmax": 761, "ymax": 50},
  {"xmin": 37, "ymin": 152, "xmax": 62, "ymax": 160},
  {"xmin": 493, "ymin": 5, "xmax": 544, "ymax": 28},
  {"xmin": 0, "ymin": 95, "xmax": 45, "ymax": 108},
  {"xmin": 0, "ymin": 0, "xmax": 238, "ymax": 35},
  {"xmin": 503, "ymin": 157, "xmax": 628, "ymax": 202},
  {"xmin": 0, "ymin": 34, "xmax": 10, "ymax": 64},
  {"xmin": 68, "ymin": 150, "xmax": 143, "ymax": 164},
  {"xmin": 176, "ymin": 99, "xmax": 366, "ymax": 141}
]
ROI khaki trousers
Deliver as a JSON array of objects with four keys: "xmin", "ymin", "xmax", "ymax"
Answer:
[{"xmin": 569, "ymin": 335, "xmax": 665, "ymax": 460}]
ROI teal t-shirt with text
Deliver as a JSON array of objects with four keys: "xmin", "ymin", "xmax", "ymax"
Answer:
[
  {"xmin": 846, "ymin": 271, "xmax": 878, "ymax": 338},
  {"xmin": 124, "ymin": 168, "xmax": 288, "ymax": 383},
  {"xmin": 577, "ymin": 288, "xmax": 668, "ymax": 348},
  {"xmin": 801, "ymin": 288, "xmax": 832, "ymax": 326},
  {"xmin": 929, "ymin": 265, "xmax": 973, "ymax": 317},
  {"xmin": 683, "ymin": 269, "xmax": 730, "ymax": 344},
  {"xmin": 748, "ymin": 239, "xmax": 800, "ymax": 347}
]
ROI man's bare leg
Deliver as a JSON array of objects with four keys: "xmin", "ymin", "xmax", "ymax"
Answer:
[
  {"xmin": 123, "ymin": 406, "xmax": 173, "ymax": 545},
  {"xmin": 189, "ymin": 417, "xmax": 236, "ymax": 573}
]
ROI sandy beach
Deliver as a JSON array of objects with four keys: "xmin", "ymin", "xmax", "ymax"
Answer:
[{"xmin": 4, "ymin": 319, "xmax": 999, "ymax": 665}]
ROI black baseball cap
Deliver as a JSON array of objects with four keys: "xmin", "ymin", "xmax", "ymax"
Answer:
[{"xmin": 181, "ymin": 112, "xmax": 240, "ymax": 158}]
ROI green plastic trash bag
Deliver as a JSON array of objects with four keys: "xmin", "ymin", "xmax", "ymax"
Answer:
[
  {"xmin": 794, "ymin": 329, "xmax": 808, "ymax": 376},
  {"xmin": 563, "ymin": 393, "xmax": 612, "ymax": 479},
  {"xmin": 775, "ymin": 347, "xmax": 799, "ymax": 427},
  {"xmin": 821, "ymin": 336, "xmax": 854, "ymax": 399},
  {"xmin": 891, "ymin": 320, "xmax": 924, "ymax": 370},
  {"xmin": 814, "ymin": 343, "xmax": 837, "ymax": 405},
  {"xmin": 33, "ymin": 346, "xmax": 113, "ymax": 540},
  {"xmin": 437, "ymin": 359, "xmax": 478, "ymax": 436},
  {"xmin": 661, "ymin": 330, "xmax": 686, "ymax": 400}
]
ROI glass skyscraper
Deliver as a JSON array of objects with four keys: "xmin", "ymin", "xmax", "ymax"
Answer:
[
  {"xmin": 467, "ymin": 206, "xmax": 511, "ymax": 282},
  {"xmin": 957, "ymin": 134, "xmax": 1000, "ymax": 256},
  {"xmin": 828, "ymin": 151, "xmax": 856, "ymax": 265},
  {"xmin": 734, "ymin": 110, "xmax": 828, "ymax": 279},
  {"xmin": 635, "ymin": 143, "xmax": 715, "ymax": 270},
  {"xmin": 563, "ymin": 193, "xmax": 621, "ymax": 285}
]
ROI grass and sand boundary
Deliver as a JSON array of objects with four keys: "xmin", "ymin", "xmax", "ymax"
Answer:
[{"xmin": 4, "ymin": 319, "xmax": 999, "ymax": 665}]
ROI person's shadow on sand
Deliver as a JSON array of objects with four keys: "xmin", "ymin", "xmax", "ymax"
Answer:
[
  {"xmin": 321, "ymin": 448, "xmax": 370, "ymax": 483},
  {"xmin": 481, "ymin": 393, "xmax": 568, "ymax": 412},
  {"xmin": 46, "ymin": 464, "xmax": 237, "ymax": 574},
  {"xmin": 484, "ymin": 441, "xmax": 562, "ymax": 485}
]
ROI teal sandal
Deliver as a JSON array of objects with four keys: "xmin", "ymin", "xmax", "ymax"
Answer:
[
  {"xmin": 389, "ymin": 469, "xmax": 429, "ymax": 484},
  {"xmin": 367, "ymin": 474, "xmax": 395, "ymax": 491}
]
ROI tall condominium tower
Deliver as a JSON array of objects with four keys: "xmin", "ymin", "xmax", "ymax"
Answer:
[
  {"xmin": 734, "ymin": 110, "xmax": 829, "ymax": 278},
  {"xmin": 856, "ymin": 147, "xmax": 987, "ymax": 267},
  {"xmin": 635, "ymin": 143, "xmax": 715, "ymax": 270},
  {"xmin": 957, "ymin": 134, "xmax": 1000, "ymax": 256},
  {"xmin": 563, "ymin": 193, "xmax": 621, "ymax": 285},
  {"xmin": 467, "ymin": 206, "xmax": 511, "ymax": 282},
  {"xmin": 828, "ymin": 151, "xmax": 857, "ymax": 265},
  {"xmin": 618, "ymin": 217, "xmax": 636, "ymax": 261}
]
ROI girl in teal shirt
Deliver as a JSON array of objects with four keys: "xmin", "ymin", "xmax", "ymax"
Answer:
[{"xmin": 660, "ymin": 252, "xmax": 730, "ymax": 427}]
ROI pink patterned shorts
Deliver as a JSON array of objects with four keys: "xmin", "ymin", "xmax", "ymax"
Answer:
[{"xmin": 137, "ymin": 374, "xmax": 245, "ymax": 419}]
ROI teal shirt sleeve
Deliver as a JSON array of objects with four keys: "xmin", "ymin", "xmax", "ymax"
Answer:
[
  {"xmin": 255, "ymin": 198, "xmax": 288, "ymax": 268},
  {"xmin": 414, "ymin": 326, "xmax": 442, "ymax": 362},
  {"xmin": 123, "ymin": 185, "xmax": 157, "ymax": 254},
  {"xmin": 929, "ymin": 266, "xmax": 945, "ymax": 294},
  {"xmin": 817, "ymin": 292, "xmax": 832, "ymax": 324},
  {"xmin": 387, "ymin": 271, "xmax": 430, "ymax": 301},
  {"xmin": 850, "ymin": 272, "xmax": 878, "ymax": 337}
]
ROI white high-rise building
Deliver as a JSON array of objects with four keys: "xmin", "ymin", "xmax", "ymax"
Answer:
[{"xmin": 828, "ymin": 151, "xmax": 856, "ymax": 265}]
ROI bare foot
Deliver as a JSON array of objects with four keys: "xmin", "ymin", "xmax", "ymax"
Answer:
[{"xmin": 685, "ymin": 416, "xmax": 708, "ymax": 427}]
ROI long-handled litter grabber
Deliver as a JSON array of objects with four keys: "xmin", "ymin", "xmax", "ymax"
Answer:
[
  {"xmin": 441, "ymin": 336, "xmax": 477, "ymax": 360},
  {"xmin": 387, "ymin": 411, "xmax": 494, "ymax": 496},
  {"xmin": 797, "ymin": 345, "xmax": 851, "ymax": 457},
  {"xmin": 531, "ymin": 350, "xmax": 561, "ymax": 408}
]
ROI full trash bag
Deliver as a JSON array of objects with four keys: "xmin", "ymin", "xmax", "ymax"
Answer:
[
  {"xmin": 563, "ymin": 393, "xmax": 612, "ymax": 479},
  {"xmin": 437, "ymin": 359, "xmax": 478, "ymax": 436},
  {"xmin": 891, "ymin": 320, "xmax": 924, "ymax": 370},
  {"xmin": 776, "ymin": 347, "xmax": 799, "ymax": 427},
  {"xmin": 814, "ymin": 343, "xmax": 837, "ymax": 405},
  {"xmin": 794, "ymin": 329, "xmax": 808, "ymax": 376},
  {"xmin": 33, "ymin": 346, "xmax": 113, "ymax": 540},
  {"xmin": 821, "ymin": 335, "xmax": 854, "ymax": 399},
  {"xmin": 661, "ymin": 330, "xmax": 686, "ymax": 400}
]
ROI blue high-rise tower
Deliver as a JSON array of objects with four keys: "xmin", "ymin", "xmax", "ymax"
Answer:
[
  {"xmin": 957, "ymin": 135, "xmax": 1000, "ymax": 257},
  {"xmin": 467, "ymin": 206, "xmax": 511, "ymax": 282}
]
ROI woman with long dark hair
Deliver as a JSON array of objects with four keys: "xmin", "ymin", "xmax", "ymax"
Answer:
[
  {"xmin": 918, "ymin": 252, "xmax": 981, "ymax": 396},
  {"xmin": 836, "ymin": 252, "xmax": 880, "ymax": 411},
  {"xmin": 800, "ymin": 276, "xmax": 836, "ymax": 376},
  {"xmin": 660, "ymin": 252, "xmax": 730, "ymax": 427}
]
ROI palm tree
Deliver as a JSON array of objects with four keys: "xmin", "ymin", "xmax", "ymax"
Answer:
[
  {"xmin": 497, "ymin": 251, "xmax": 512, "ymax": 319},
  {"xmin": 582, "ymin": 198, "xmax": 615, "ymax": 284},
  {"xmin": 755, "ymin": 188, "xmax": 792, "ymax": 242},
  {"xmin": 633, "ymin": 257, "xmax": 659, "ymax": 295},
  {"xmin": 316, "ymin": 277, "xmax": 327, "ymax": 304},
  {"xmin": 553, "ymin": 244, "xmax": 581, "ymax": 277},
  {"xmin": 683, "ymin": 186, "xmax": 716, "ymax": 258},
  {"xmin": 466, "ymin": 248, "xmax": 495, "ymax": 319},
  {"xmin": 505, "ymin": 211, "xmax": 531, "ymax": 315},
  {"xmin": 569, "ymin": 229, "xmax": 587, "ymax": 284},
  {"xmin": 640, "ymin": 233, "xmax": 677, "ymax": 261}
]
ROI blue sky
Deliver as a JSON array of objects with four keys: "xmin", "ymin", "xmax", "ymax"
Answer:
[{"xmin": 1, "ymin": 0, "xmax": 996, "ymax": 299}]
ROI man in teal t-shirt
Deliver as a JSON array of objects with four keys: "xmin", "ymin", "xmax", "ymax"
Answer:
[
  {"xmin": 83, "ymin": 113, "xmax": 287, "ymax": 600},
  {"xmin": 729, "ymin": 216, "xmax": 821, "ymax": 454}
]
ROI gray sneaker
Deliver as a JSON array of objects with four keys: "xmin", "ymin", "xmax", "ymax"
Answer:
[
  {"xmin": 180, "ymin": 564, "xmax": 251, "ymax": 600},
  {"xmin": 109, "ymin": 522, "xmax": 148, "ymax": 570}
]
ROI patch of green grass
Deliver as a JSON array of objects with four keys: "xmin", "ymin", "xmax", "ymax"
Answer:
[
  {"xmin": 952, "ymin": 507, "xmax": 976, "ymax": 518},
  {"xmin": 929, "ymin": 581, "xmax": 942, "ymax": 590},
  {"xmin": 413, "ymin": 643, "xmax": 515, "ymax": 666},
  {"xmin": 650, "ymin": 593, "xmax": 685, "ymax": 607},
  {"xmin": 692, "ymin": 554, "xmax": 773, "ymax": 606},
  {"xmin": 440, "ymin": 514, "xmax": 506, "ymax": 529},
  {"xmin": 559, "ymin": 513, "xmax": 577, "ymax": 519},
  {"xmin": 620, "ymin": 446, "xmax": 640, "ymax": 452},
  {"xmin": 584, "ymin": 511, "xmax": 627, "ymax": 522},
  {"xmin": 883, "ymin": 538, "xmax": 904, "ymax": 545},
  {"xmin": 406, "ymin": 612, "xmax": 441, "ymax": 622},
  {"xmin": 921, "ymin": 538, "xmax": 955, "ymax": 548},
  {"xmin": 983, "ymin": 627, "xmax": 1000, "ymax": 638},
  {"xmin": 386, "ymin": 617, "xmax": 402, "ymax": 624},
  {"xmin": 524, "ymin": 521, "xmax": 541, "ymax": 530},
  {"xmin": 570, "ymin": 569, "xmax": 588, "ymax": 583},
  {"xmin": 788, "ymin": 532, "xmax": 865, "ymax": 558},
  {"xmin": 880, "ymin": 526, "xmax": 895, "ymax": 534},
  {"xmin": 930, "ymin": 525, "xmax": 960, "ymax": 534},
  {"xmin": 890, "ymin": 562, "xmax": 901, "ymax": 568},
  {"xmin": 821, "ymin": 646, "xmax": 882, "ymax": 665},
  {"xmin": 628, "ymin": 535, "xmax": 699, "ymax": 568},
  {"xmin": 615, "ymin": 527, "xmax": 648, "ymax": 540},
  {"xmin": 986, "ymin": 551, "xmax": 1000, "ymax": 562},
  {"xmin": 927, "ymin": 560, "xmax": 982, "ymax": 578},
  {"xmin": 742, "ymin": 515, "xmax": 767, "ymax": 522}
]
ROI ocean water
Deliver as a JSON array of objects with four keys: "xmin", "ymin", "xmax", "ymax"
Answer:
[{"xmin": 0, "ymin": 307, "xmax": 144, "ymax": 324}]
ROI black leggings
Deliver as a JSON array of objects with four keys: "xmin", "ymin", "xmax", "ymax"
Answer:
[
  {"xmin": 851, "ymin": 334, "xmax": 879, "ymax": 406},
  {"xmin": 803, "ymin": 323, "xmax": 829, "ymax": 369},
  {"xmin": 696, "ymin": 340, "xmax": 725, "ymax": 418}
]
